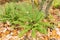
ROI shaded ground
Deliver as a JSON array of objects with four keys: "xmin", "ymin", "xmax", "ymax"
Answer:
[{"xmin": 0, "ymin": 0, "xmax": 60, "ymax": 40}]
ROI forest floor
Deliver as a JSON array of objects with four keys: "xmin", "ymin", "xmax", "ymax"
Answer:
[{"xmin": 0, "ymin": 1, "xmax": 60, "ymax": 40}]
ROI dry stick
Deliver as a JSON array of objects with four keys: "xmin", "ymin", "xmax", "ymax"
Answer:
[
  {"xmin": 41, "ymin": 0, "xmax": 53, "ymax": 18},
  {"xmin": 45, "ymin": 0, "xmax": 53, "ymax": 17},
  {"xmin": 31, "ymin": 0, "xmax": 39, "ymax": 8},
  {"xmin": 31, "ymin": 0, "xmax": 35, "ymax": 9},
  {"xmin": 31, "ymin": 0, "xmax": 53, "ymax": 18},
  {"xmin": 36, "ymin": 0, "xmax": 46, "ymax": 19},
  {"xmin": 41, "ymin": 0, "xmax": 48, "ymax": 13},
  {"xmin": 31, "ymin": 0, "xmax": 46, "ymax": 10},
  {"xmin": 38, "ymin": 0, "xmax": 46, "ymax": 11}
]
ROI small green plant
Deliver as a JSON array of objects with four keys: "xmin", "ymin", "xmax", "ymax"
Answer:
[
  {"xmin": 0, "ymin": 2, "xmax": 53, "ymax": 38},
  {"xmin": 52, "ymin": 0, "xmax": 60, "ymax": 8}
]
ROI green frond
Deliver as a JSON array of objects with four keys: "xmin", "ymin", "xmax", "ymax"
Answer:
[
  {"xmin": 18, "ymin": 26, "xmax": 31, "ymax": 37},
  {"xmin": 31, "ymin": 28, "xmax": 36, "ymax": 38}
]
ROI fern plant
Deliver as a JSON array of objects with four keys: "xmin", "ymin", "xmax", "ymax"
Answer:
[{"xmin": 0, "ymin": 2, "xmax": 53, "ymax": 38}]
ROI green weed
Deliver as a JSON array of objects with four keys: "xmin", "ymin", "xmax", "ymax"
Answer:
[{"xmin": 53, "ymin": 0, "xmax": 60, "ymax": 8}]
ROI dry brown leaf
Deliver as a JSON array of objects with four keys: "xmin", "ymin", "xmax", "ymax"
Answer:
[
  {"xmin": 44, "ymin": 36, "xmax": 49, "ymax": 40},
  {"xmin": 52, "ymin": 30, "xmax": 57, "ymax": 37},
  {"xmin": 12, "ymin": 30, "xmax": 18, "ymax": 36},
  {"xmin": 0, "ymin": 32, "xmax": 2, "ymax": 38},
  {"xmin": 4, "ymin": 30, "xmax": 11, "ymax": 35}
]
